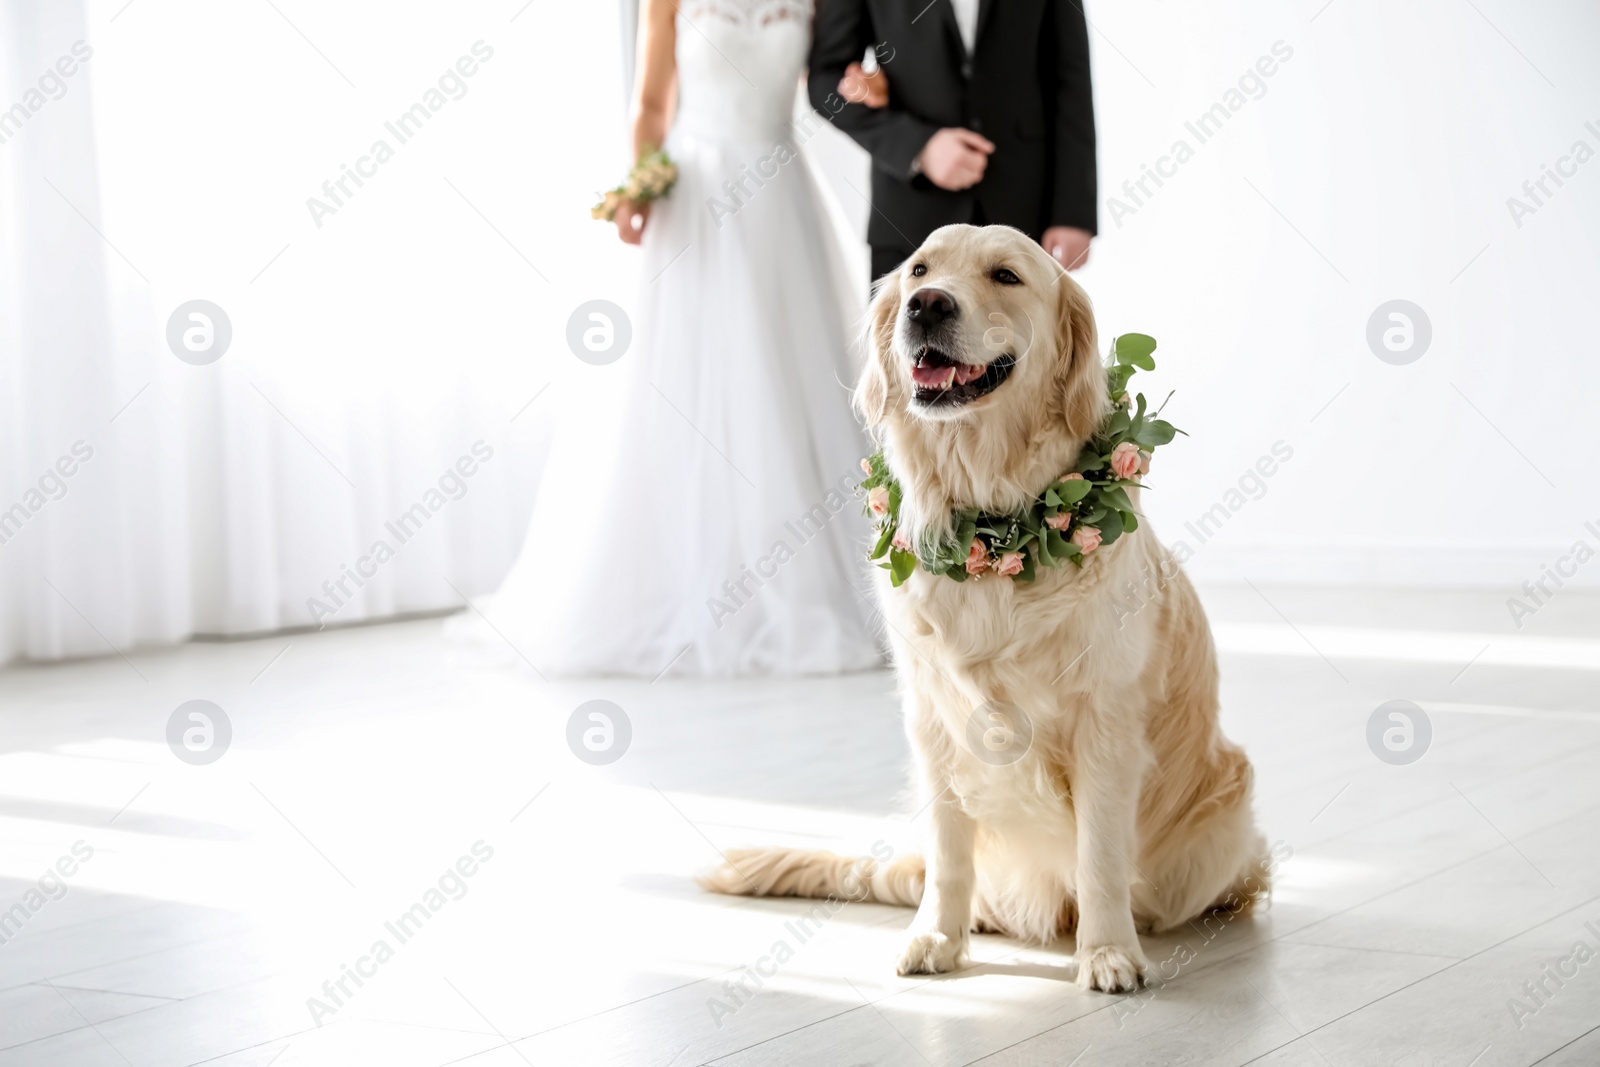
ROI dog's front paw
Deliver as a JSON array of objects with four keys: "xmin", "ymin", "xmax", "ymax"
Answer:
[
  {"xmin": 896, "ymin": 929, "xmax": 967, "ymax": 976},
  {"xmin": 1075, "ymin": 943, "xmax": 1147, "ymax": 993}
]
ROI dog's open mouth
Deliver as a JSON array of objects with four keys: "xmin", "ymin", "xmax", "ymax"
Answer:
[{"xmin": 910, "ymin": 348, "xmax": 1016, "ymax": 407}]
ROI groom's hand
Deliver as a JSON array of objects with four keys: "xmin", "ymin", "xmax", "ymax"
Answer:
[
  {"xmin": 917, "ymin": 129, "xmax": 994, "ymax": 191},
  {"xmin": 1042, "ymin": 226, "xmax": 1093, "ymax": 271}
]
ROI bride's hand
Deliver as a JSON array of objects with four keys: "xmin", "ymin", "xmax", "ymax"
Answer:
[
  {"xmin": 615, "ymin": 200, "xmax": 650, "ymax": 245},
  {"xmin": 838, "ymin": 62, "xmax": 888, "ymax": 109}
]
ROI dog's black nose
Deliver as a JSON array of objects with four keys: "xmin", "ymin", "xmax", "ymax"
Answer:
[{"xmin": 906, "ymin": 287, "xmax": 958, "ymax": 329}]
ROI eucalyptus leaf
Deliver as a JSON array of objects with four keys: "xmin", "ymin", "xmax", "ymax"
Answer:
[
  {"xmin": 1136, "ymin": 420, "xmax": 1177, "ymax": 447},
  {"xmin": 889, "ymin": 548, "xmax": 917, "ymax": 585},
  {"xmin": 1097, "ymin": 508, "xmax": 1125, "ymax": 545},
  {"xmin": 1100, "ymin": 486, "xmax": 1133, "ymax": 513},
  {"xmin": 871, "ymin": 522, "xmax": 894, "ymax": 559},
  {"xmin": 1057, "ymin": 479, "xmax": 1092, "ymax": 505},
  {"xmin": 1114, "ymin": 333, "xmax": 1157, "ymax": 370}
]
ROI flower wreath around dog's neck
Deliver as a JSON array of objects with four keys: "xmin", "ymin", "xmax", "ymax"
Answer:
[{"xmin": 858, "ymin": 333, "xmax": 1182, "ymax": 586}]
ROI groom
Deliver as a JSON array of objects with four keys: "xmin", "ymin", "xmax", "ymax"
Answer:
[{"xmin": 809, "ymin": 0, "xmax": 1098, "ymax": 280}]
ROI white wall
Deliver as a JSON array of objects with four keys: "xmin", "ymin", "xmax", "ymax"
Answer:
[
  {"xmin": 1086, "ymin": 0, "xmax": 1600, "ymax": 589},
  {"xmin": 815, "ymin": 0, "xmax": 1600, "ymax": 588}
]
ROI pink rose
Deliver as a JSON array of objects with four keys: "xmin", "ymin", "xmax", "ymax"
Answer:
[
  {"xmin": 1138, "ymin": 449, "xmax": 1151, "ymax": 476},
  {"xmin": 1062, "ymin": 472, "xmax": 1085, "ymax": 481},
  {"xmin": 892, "ymin": 529, "xmax": 912, "ymax": 552},
  {"xmin": 965, "ymin": 538, "xmax": 990, "ymax": 575},
  {"xmin": 1046, "ymin": 512, "xmax": 1072, "ymax": 531},
  {"xmin": 997, "ymin": 552, "xmax": 1024, "ymax": 576},
  {"xmin": 860, "ymin": 457, "xmax": 873, "ymax": 475},
  {"xmin": 1071, "ymin": 524, "xmax": 1102, "ymax": 554},
  {"xmin": 1110, "ymin": 442, "xmax": 1141, "ymax": 480},
  {"xmin": 867, "ymin": 486, "xmax": 890, "ymax": 516}
]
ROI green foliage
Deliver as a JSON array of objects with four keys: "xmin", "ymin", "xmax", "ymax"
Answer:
[{"xmin": 1114, "ymin": 332, "xmax": 1157, "ymax": 370}]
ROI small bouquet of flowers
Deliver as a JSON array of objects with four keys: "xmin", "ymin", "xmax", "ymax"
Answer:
[{"xmin": 591, "ymin": 145, "xmax": 678, "ymax": 221}]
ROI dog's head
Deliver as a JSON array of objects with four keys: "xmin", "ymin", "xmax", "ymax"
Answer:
[{"xmin": 857, "ymin": 225, "xmax": 1107, "ymax": 519}]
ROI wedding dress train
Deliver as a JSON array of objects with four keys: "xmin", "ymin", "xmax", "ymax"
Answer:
[{"xmin": 471, "ymin": 0, "xmax": 882, "ymax": 676}]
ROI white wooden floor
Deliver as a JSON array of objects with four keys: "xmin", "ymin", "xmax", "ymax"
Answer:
[{"xmin": 1, "ymin": 584, "xmax": 1597, "ymax": 1066}]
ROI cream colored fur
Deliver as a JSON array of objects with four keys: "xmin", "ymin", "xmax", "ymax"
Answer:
[{"xmin": 699, "ymin": 225, "xmax": 1266, "ymax": 993}]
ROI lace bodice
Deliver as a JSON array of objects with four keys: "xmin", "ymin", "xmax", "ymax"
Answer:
[
  {"xmin": 674, "ymin": 0, "xmax": 811, "ymax": 141},
  {"xmin": 679, "ymin": 0, "xmax": 808, "ymax": 26}
]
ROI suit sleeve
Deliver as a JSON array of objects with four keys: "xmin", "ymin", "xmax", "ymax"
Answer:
[
  {"xmin": 807, "ymin": 1, "xmax": 939, "ymax": 180},
  {"xmin": 1050, "ymin": 1, "xmax": 1098, "ymax": 233}
]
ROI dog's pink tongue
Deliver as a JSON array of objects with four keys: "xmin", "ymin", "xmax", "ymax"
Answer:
[
  {"xmin": 913, "ymin": 363, "xmax": 957, "ymax": 387},
  {"xmin": 954, "ymin": 362, "xmax": 987, "ymax": 385}
]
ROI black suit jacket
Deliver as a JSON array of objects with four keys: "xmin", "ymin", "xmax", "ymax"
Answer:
[{"xmin": 808, "ymin": 0, "xmax": 1097, "ymax": 253}]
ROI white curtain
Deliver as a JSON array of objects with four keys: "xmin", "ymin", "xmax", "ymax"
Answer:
[{"xmin": 0, "ymin": 0, "xmax": 641, "ymax": 665}]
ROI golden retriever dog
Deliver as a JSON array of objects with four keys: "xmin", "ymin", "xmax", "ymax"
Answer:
[{"xmin": 699, "ymin": 224, "xmax": 1266, "ymax": 992}]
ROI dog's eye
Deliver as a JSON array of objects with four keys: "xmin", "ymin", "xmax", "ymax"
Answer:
[
  {"xmin": 910, "ymin": 263, "xmax": 927, "ymax": 277},
  {"xmin": 992, "ymin": 268, "xmax": 1021, "ymax": 286}
]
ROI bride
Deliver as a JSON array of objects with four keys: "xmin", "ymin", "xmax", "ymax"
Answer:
[{"xmin": 475, "ymin": 0, "xmax": 887, "ymax": 677}]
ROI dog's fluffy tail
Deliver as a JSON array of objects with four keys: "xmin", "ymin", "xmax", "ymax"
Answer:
[{"xmin": 697, "ymin": 847, "xmax": 925, "ymax": 908}]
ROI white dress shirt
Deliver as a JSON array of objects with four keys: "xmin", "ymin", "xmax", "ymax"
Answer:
[{"xmin": 949, "ymin": 0, "xmax": 979, "ymax": 55}]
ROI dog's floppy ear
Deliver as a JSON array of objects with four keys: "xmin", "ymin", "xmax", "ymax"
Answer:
[
  {"xmin": 1054, "ymin": 270, "xmax": 1109, "ymax": 443},
  {"xmin": 855, "ymin": 267, "xmax": 901, "ymax": 429}
]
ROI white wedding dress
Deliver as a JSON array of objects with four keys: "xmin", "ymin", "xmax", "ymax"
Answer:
[{"xmin": 472, "ymin": 0, "xmax": 882, "ymax": 677}]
